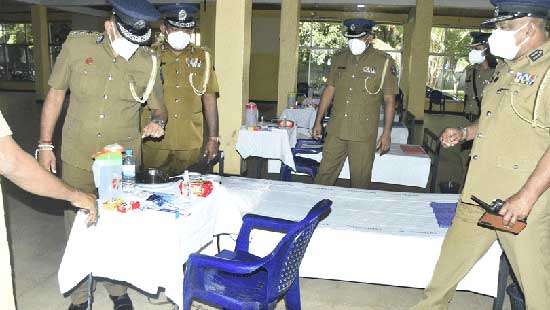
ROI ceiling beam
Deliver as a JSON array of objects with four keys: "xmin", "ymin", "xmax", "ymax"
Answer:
[{"xmin": 302, "ymin": 10, "xmax": 408, "ymax": 24}]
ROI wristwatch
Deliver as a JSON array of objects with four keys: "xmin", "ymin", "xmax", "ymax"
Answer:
[{"xmin": 151, "ymin": 118, "xmax": 166, "ymax": 129}]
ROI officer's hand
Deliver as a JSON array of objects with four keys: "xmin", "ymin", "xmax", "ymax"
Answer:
[
  {"xmin": 142, "ymin": 122, "xmax": 165, "ymax": 139},
  {"xmin": 312, "ymin": 124, "xmax": 322, "ymax": 140},
  {"xmin": 203, "ymin": 139, "xmax": 219, "ymax": 162},
  {"xmin": 69, "ymin": 190, "xmax": 98, "ymax": 225},
  {"xmin": 38, "ymin": 150, "xmax": 57, "ymax": 174},
  {"xmin": 376, "ymin": 132, "xmax": 391, "ymax": 155},
  {"xmin": 499, "ymin": 191, "xmax": 535, "ymax": 227},
  {"xmin": 440, "ymin": 127, "xmax": 463, "ymax": 148}
]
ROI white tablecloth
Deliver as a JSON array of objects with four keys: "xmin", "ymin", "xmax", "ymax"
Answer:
[
  {"xmin": 280, "ymin": 107, "xmax": 317, "ymax": 129},
  {"xmin": 235, "ymin": 127, "xmax": 297, "ymax": 170},
  {"xmin": 58, "ymin": 184, "xmax": 244, "ymax": 309},
  {"xmin": 220, "ymin": 177, "xmax": 501, "ymax": 297},
  {"xmin": 268, "ymin": 144, "xmax": 431, "ymax": 188}
]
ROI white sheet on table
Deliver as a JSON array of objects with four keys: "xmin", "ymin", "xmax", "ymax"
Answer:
[
  {"xmin": 268, "ymin": 144, "xmax": 431, "ymax": 188},
  {"xmin": 58, "ymin": 185, "xmax": 244, "ymax": 310},
  {"xmin": 220, "ymin": 177, "xmax": 501, "ymax": 297},
  {"xmin": 280, "ymin": 107, "xmax": 317, "ymax": 129},
  {"xmin": 235, "ymin": 127, "xmax": 297, "ymax": 170}
]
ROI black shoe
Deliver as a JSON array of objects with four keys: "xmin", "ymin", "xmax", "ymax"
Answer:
[
  {"xmin": 110, "ymin": 294, "xmax": 134, "ymax": 310},
  {"xmin": 68, "ymin": 301, "xmax": 89, "ymax": 310}
]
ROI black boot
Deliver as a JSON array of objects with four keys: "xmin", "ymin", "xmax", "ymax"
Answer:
[
  {"xmin": 110, "ymin": 294, "xmax": 134, "ymax": 310},
  {"xmin": 67, "ymin": 301, "xmax": 89, "ymax": 310}
]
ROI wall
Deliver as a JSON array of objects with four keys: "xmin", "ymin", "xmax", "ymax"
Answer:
[{"xmin": 249, "ymin": 10, "xmax": 280, "ymax": 102}]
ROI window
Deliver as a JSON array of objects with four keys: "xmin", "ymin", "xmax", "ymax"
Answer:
[
  {"xmin": 0, "ymin": 23, "xmax": 34, "ymax": 81},
  {"xmin": 298, "ymin": 21, "xmax": 403, "ymax": 97},
  {"xmin": 428, "ymin": 27, "xmax": 477, "ymax": 100},
  {"xmin": 49, "ymin": 22, "xmax": 71, "ymax": 66}
]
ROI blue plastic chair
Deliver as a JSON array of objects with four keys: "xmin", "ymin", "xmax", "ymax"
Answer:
[
  {"xmin": 280, "ymin": 139, "xmax": 323, "ymax": 182},
  {"xmin": 182, "ymin": 199, "xmax": 333, "ymax": 310}
]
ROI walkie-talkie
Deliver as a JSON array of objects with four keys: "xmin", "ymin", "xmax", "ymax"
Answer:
[{"xmin": 471, "ymin": 195, "xmax": 527, "ymax": 235}]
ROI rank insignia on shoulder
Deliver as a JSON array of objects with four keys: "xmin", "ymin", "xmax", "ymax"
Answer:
[
  {"xmin": 514, "ymin": 72, "xmax": 536, "ymax": 86},
  {"xmin": 529, "ymin": 49, "xmax": 543, "ymax": 62},
  {"xmin": 363, "ymin": 66, "xmax": 376, "ymax": 75},
  {"xmin": 96, "ymin": 33, "xmax": 104, "ymax": 44}
]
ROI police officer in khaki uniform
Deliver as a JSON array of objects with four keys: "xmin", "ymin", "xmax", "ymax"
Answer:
[
  {"xmin": 413, "ymin": 1, "xmax": 550, "ymax": 309},
  {"xmin": 37, "ymin": 1, "xmax": 167, "ymax": 309},
  {"xmin": 142, "ymin": 3, "xmax": 220, "ymax": 175},
  {"xmin": 313, "ymin": 18, "xmax": 398, "ymax": 189},
  {"xmin": 464, "ymin": 32, "xmax": 496, "ymax": 122}
]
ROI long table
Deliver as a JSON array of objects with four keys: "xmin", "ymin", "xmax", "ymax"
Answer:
[
  {"xmin": 59, "ymin": 177, "xmax": 501, "ymax": 309},
  {"xmin": 220, "ymin": 177, "xmax": 501, "ymax": 297}
]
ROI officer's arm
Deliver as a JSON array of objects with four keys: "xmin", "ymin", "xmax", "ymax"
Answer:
[
  {"xmin": 0, "ymin": 134, "xmax": 81, "ymax": 203},
  {"xmin": 314, "ymin": 85, "xmax": 336, "ymax": 126},
  {"xmin": 462, "ymin": 122, "xmax": 479, "ymax": 141},
  {"xmin": 39, "ymin": 88, "xmax": 67, "ymax": 142},
  {"xmin": 202, "ymin": 94, "xmax": 219, "ymax": 138},
  {"xmin": 381, "ymin": 94, "xmax": 396, "ymax": 136}
]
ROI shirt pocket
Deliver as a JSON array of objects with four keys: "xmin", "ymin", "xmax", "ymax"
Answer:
[
  {"xmin": 70, "ymin": 62, "xmax": 103, "ymax": 98},
  {"xmin": 119, "ymin": 71, "xmax": 149, "ymax": 103},
  {"xmin": 362, "ymin": 72, "xmax": 383, "ymax": 96}
]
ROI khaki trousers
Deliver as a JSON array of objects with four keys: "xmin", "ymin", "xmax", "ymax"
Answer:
[
  {"xmin": 412, "ymin": 201, "xmax": 550, "ymax": 310},
  {"xmin": 314, "ymin": 134, "xmax": 376, "ymax": 189},
  {"xmin": 62, "ymin": 163, "xmax": 128, "ymax": 304},
  {"xmin": 142, "ymin": 144, "xmax": 201, "ymax": 176}
]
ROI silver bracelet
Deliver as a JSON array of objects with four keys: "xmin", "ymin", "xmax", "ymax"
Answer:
[{"xmin": 460, "ymin": 127, "xmax": 468, "ymax": 142}]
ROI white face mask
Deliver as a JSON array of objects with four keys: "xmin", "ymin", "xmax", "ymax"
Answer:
[
  {"xmin": 109, "ymin": 31, "xmax": 139, "ymax": 61},
  {"xmin": 488, "ymin": 23, "xmax": 529, "ymax": 60},
  {"xmin": 167, "ymin": 31, "xmax": 191, "ymax": 50},
  {"xmin": 348, "ymin": 39, "xmax": 367, "ymax": 55},
  {"xmin": 468, "ymin": 49, "xmax": 486, "ymax": 64}
]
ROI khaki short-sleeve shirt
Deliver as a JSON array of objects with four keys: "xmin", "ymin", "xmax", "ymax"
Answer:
[
  {"xmin": 143, "ymin": 44, "xmax": 219, "ymax": 151},
  {"xmin": 326, "ymin": 47, "xmax": 399, "ymax": 142},
  {"xmin": 461, "ymin": 40, "xmax": 550, "ymax": 209},
  {"xmin": 464, "ymin": 64, "xmax": 495, "ymax": 114},
  {"xmin": 0, "ymin": 111, "xmax": 15, "ymax": 310},
  {"xmin": 49, "ymin": 31, "xmax": 165, "ymax": 170}
]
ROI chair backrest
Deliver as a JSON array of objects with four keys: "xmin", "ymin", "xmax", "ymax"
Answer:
[
  {"xmin": 263, "ymin": 199, "xmax": 332, "ymax": 301},
  {"xmin": 422, "ymin": 129, "xmax": 441, "ymax": 192},
  {"xmin": 429, "ymin": 90, "xmax": 445, "ymax": 105}
]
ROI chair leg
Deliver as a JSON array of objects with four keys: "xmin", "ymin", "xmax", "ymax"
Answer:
[
  {"xmin": 182, "ymin": 293, "xmax": 193, "ymax": 310},
  {"xmin": 284, "ymin": 278, "xmax": 301, "ymax": 310}
]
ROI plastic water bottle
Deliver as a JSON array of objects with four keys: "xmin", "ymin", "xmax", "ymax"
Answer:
[
  {"xmin": 122, "ymin": 149, "xmax": 136, "ymax": 188},
  {"xmin": 245, "ymin": 102, "xmax": 258, "ymax": 127}
]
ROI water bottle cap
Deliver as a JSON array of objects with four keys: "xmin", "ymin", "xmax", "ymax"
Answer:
[{"xmin": 125, "ymin": 149, "xmax": 133, "ymax": 156}]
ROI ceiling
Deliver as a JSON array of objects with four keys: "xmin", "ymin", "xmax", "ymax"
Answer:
[{"xmin": 1, "ymin": 0, "xmax": 494, "ymax": 19}]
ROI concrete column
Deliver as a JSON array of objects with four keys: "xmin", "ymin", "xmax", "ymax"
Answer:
[
  {"xmin": 199, "ymin": 0, "xmax": 216, "ymax": 54},
  {"xmin": 402, "ymin": 0, "xmax": 433, "ymax": 121},
  {"xmin": 31, "ymin": 5, "xmax": 51, "ymax": 102},
  {"xmin": 400, "ymin": 15, "xmax": 414, "ymax": 112},
  {"xmin": 276, "ymin": 0, "xmax": 300, "ymax": 115},
  {"xmin": 215, "ymin": 0, "xmax": 252, "ymax": 175}
]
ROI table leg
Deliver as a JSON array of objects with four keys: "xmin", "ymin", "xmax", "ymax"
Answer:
[{"xmin": 87, "ymin": 273, "xmax": 93, "ymax": 310}]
